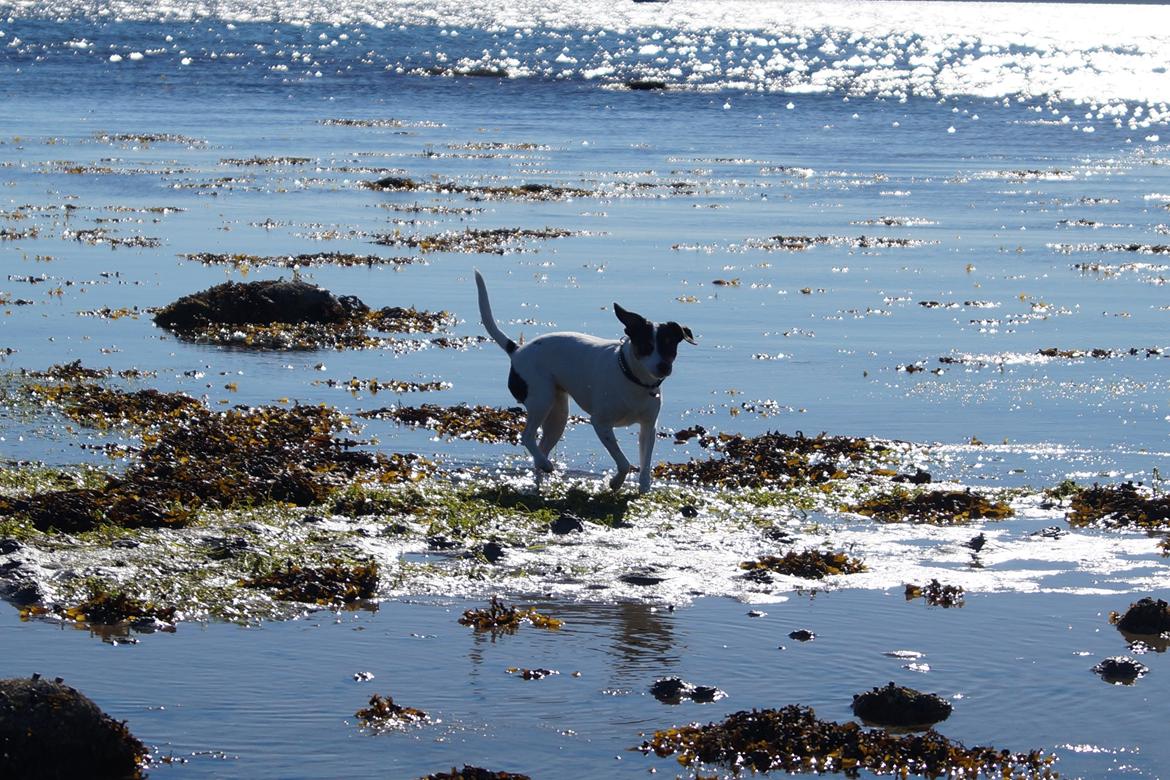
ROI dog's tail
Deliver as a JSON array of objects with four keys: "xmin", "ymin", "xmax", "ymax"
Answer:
[{"xmin": 474, "ymin": 269, "xmax": 517, "ymax": 356}]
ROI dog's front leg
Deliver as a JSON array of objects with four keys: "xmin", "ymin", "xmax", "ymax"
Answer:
[
  {"xmin": 637, "ymin": 420, "xmax": 657, "ymax": 494},
  {"xmin": 592, "ymin": 421, "xmax": 631, "ymax": 490}
]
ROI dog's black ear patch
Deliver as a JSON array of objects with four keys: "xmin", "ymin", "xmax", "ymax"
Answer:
[
  {"xmin": 614, "ymin": 303, "xmax": 654, "ymax": 356},
  {"xmin": 508, "ymin": 367, "xmax": 528, "ymax": 403}
]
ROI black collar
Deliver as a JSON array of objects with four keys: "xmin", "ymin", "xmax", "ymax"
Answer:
[{"xmin": 618, "ymin": 346, "xmax": 663, "ymax": 391}]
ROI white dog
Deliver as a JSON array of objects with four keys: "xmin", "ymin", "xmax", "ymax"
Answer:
[{"xmin": 475, "ymin": 270, "xmax": 694, "ymax": 493}]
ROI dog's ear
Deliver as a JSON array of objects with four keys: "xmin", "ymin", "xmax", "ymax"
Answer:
[
  {"xmin": 680, "ymin": 325, "xmax": 696, "ymax": 345},
  {"xmin": 614, "ymin": 303, "xmax": 654, "ymax": 353}
]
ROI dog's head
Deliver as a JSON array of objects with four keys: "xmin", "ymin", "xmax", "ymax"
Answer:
[{"xmin": 614, "ymin": 303, "xmax": 695, "ymax": 379}]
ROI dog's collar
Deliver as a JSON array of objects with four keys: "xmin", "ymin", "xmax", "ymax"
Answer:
[{"xmin": 618, "ymin": 345, "xmax": 663, "ymax": 392}]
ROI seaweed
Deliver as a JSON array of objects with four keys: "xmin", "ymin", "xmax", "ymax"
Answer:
[
  {"xmin": 372, "ymin": 226, "xmax": 574, "ymax": 254},
  {"xmin": 153, "ymin": 279, "xmax": 452, "ymax": 349},
  {"xmin": 1067, "ymin": 482, "xmax": 1170, "ymax": 529},
  {"xmin": 60, "ymin": 589, "xmax": 176, "ymax": 626},
  {"xmin": 458, "ymin": 596, "xmax": 562, "ymax": 634},
  {"xmin": 182, "ymin": 251, "xmax": 420, "ymax": 269},
  {"xmin": 419, "ymin": 767, "xmax": 530, "ymax": 780},
  {"xmin": 849, "ymin": 489, "xmax": 1012, "ymax": 525},
  {"xmin": 740, "ymin": 549, "xmax": 866, "ymax": 580},
  {"xmin": 21, "ymin": 381, "xmax": 201, "ymax": 430},
  {"xmin": 640, "ymin": 705, "xmax": 1056, "ymax": 777},
  {"xmin": 366, "ymin": 175, "xmax": 590, "ymax": 202},
  {"xmin": 360, "ymin": 404, "xmax": 526, "ymax": 444},
  {"xmin": 469, "ymin": 483, "xmax": 631, "ymax": 526},
  {"xmin": 851, "ymin": 683, "xmax": 952, "ymax": 727},
  {"xmin": 506, "ymin": 667, "xmax": 558, "ymax": 680},
  {"xmin": 320, "ymin": 377, "xmax": 450, "ymax": 395},
  {"xmin": 905, "ymin": 579, "xmax": 965, "ymax": 607},
  {"xmin": 655, "ymin": 430, "xmax": 884, "ymax": 489},
  {"xmin": 354, "ymin": 693, "xmax": 427, "ymax": 728},
  {"xmin": 0, "ymin": 396, "xmax": 415, "ymax": 532},
  {"xmin": 243, "ymin": 560, "xmax": 378, "ymax": 605}
]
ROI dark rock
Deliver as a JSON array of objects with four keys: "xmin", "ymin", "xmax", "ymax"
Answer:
[
  {"xmin": 1116, "ymin": 597, "xmax": 1170, "ymax": 635},
  {"xmin": 620, "ymin": 572, "xmax": 666, "ymax": 587},
  {"xmin": 690, "ymin": 685, "xmax": 726, "ymax": 703},
  {"xmin": 893, "ymin": 468, "xmax": 932, "ymax": 484},
  {"xmin": 679, "ymin": 504, "xmax": 698, "ymax": 518},
  {"xmin": 788, "ymin": 629, "xmax": 815, "ymax": 641},
  {"xmin": 1, "ymin": 581, "xmax": 41, "ymax": 607},
  {"xmin": 111, "ymin": 539, "xmax": 140, "ymax": 550},
  {"xmin": 0, "ymin": 538, "xmax": 21, "ymax": 555},
  {"xmin": 369, "ymin": 175, "xmax": 418, "ymax": 191},
  {"xmin": 742, "ymin": 568, "xmax": 774, "ymax": 584},
  {"xmin": 650, "ymin": 677, "xmax": 692, "ymax": 704},
  {"xmin": 0, "ymin": 676, "xmax": 147, "ymax": 779},
  {"xmin": 626, "ymin": 80, "xmax": 668, "ymax": 90},
  {"xmin": 1093, "ymin": 656, "xmax": 1149, "ymax": 684},
  {"xmin": 154, "ymin": 279, "xmax": 368, "ymax": 331},
  {"xmin": 851, "ymin": 682, "xmax": 952, "ymax": 727},
  {"xmin": 420, "ymin": 766, "xmax": 531, "ymax": 780},
  {"xmin": 426, "ymin": 535, "xmax": 460, "ymax": 551},
  {"xmin": 549, "ymin": 513, "xmax": 585, "ymax": 534},
  {"xmin": 480, "ymin": 541, "xmax": 505, "ymax": 564}
]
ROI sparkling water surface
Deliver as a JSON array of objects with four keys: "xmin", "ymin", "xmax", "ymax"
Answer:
[{"xmin": 2, "ymin": 1, "xmax": 1170, "ymax": 777}]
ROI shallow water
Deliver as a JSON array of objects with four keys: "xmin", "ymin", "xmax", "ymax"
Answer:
[
  {"xmin": 2, "ymin": 1, "xmax": 1170, "ymax": 777},
  {"xmin": 3, "ymin": 591, "xmax": 1168, "ymax": 778}
]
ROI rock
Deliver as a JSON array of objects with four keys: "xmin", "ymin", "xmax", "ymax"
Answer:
[
  {"xmin": 788, "ymin": 629, "xmax": 816, "ymax": 641},
  {"xmin": 690, "ymin": 685, "xmax": 726, "ymax": 703},
  {"xmin": 480, "ymin": 541, "xmax": 505, "ymax": 564},
  {"xmin": 0, "ymin": 676, "xmax": 147, "ymax": 779},
  {"xmin": 679, "ymin": 504, "xmax": 699, "ymax": 518},
  {"xmin": 1093, "ymin": 656, "xmax": 1149, "ymax": 685},
  {"xmin": 549, "ymin": 513, "xmax": 585, "ymax": 534},
  {"xmin": 851, "ymin": 682, "xmax": 952, "ymax": 727},
  {"xmin": 650, "ymin": 677, "xmax": 692, "ymax": 704},
  {"xmin": 1115, "ymin": 597, "xmax": 1170, "ymax": 635},
  {"xmin": 154, "ymin": 279, "xmax": 368, "ymax": 332},
  {"xmin": 0, "ymin": 538, "xmax": 21, "ymax": 555},
  {"xmin": 620, "ymin": 572, "xmax": 665, "ymax": 587},
  {"xmin": 893, "ymin": 468, "xmax": 932, "ymax": 484}
]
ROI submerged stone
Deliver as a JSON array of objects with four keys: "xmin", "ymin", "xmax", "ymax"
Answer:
[
  {"xmin": 419, "ymin": 766, "xmax": 531, "ymax": 780},
  {"xmin": 1093, "ymin": 656, "xmax": 1149, "ymax": 685},
  {"xmin": 851, "ymin": 682, "xmax": 952, "ymax": 727},
  {"xmin": 0, "ymin": 676, "xmax": 148, "ymax": 780}
]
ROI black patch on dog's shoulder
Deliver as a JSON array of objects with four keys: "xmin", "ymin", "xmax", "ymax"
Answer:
[
  {"xmin": 508, "ymin": 367, "xmax": 528, "ymax": 403},
  {"xmin": 505, "ymin": 339, "xmax": 517, "ymax": 354}
]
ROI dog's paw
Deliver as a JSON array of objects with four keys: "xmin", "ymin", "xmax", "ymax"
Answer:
[
  {"xmin": 637, "ymin": 480, "xmax": 652, "ymax": 495},
  {"xmin": 609, "ymin": 469, "xmax": 630, "ymax": 491},
  {"xmin": 537, "ymin": 460, "xmax": 555, "ymax": 474}
]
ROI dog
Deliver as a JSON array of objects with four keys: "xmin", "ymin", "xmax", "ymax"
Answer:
[{"xmin": 475, "ymin": 270, "xmax": 694, "ymax": 493}]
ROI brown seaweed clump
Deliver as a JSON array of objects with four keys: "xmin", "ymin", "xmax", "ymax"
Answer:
[
  {"xmin": 1110, "ymin": 597, "xmax": 1170, "ymax": 635},
  {"xmin": 182, "ymin": 251, "xmax": 420, "ymax": 270},
  {"xmin": 640, "ymin": 705, "xmax": 1056, "ymax": 777},
  {"xmin": 360, "ymin": 404, "xmax": 526, "ymax": 444},
  {"xmin": 905, "ymin": 579, "xmax": 965, "ymax": 608},
  {"xmin": 372, "ymin": 226, "xmax": 574, "ymax": 254},
  {"xmin": 1067, "ymin": 482, "xmax": 1170, "ymax": 529},
  {"xmin": 22, "ymin": 381, "xmax": 202, "ymax": 430},
  {"xmin": 459, "ymin": 596, "xmax": 563, "ymax": 633},
  {"xmin": 849, "ymin": 489, "xmax": 1013, "ymax": 525},
  {"xmin": 242, "ymin": 560, "xmax": 378, "ymax": 605},
  {"xmin": 60, "ymin": 590, "xmax": 177, "ymax": 627},
  {"xmin": 656, "ymin": 430, "xmax": 884, "ymax": 489},
  {"xmin": 0, "ymin": 400, "xmax": 412, "ymax": 533},
  {"xmin": 153, "ymin": 279, "xmax": 451, "ymax": 349},
  {"xmin": 419, "ymin": 766, "xmax": 531, "ymax": 780},
  {"xmin": 365, "ymin": 174, "xmax": 590, "ymax": 202},
  {"xmin": 740, "ymin": 549, "xmax": 866, "ymax": 580},
  {"xmin": 851, "ymin": 683, "xmax": 952, "ymax": 727},
  {"xmin": 0, "ymin": 676, "xmax": 148, "ymax": 780},
  {"xmin": 355, "ymin": 693, "xmax": 427, "ymax": 729}
]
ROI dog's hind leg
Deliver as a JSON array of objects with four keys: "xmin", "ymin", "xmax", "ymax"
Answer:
[
  {"xmin": 592, "ymin": 421, "xmax": 632, "ymax": 491},
  {"xmin": 521, "ymin": 387, "xmax": 556, "ymax": 476},
  {"xmin": 539, "ymin": 391, "xmax": 569, "ymax": 457}
]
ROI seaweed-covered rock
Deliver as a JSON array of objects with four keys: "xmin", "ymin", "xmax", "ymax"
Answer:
[
  {"xmin": 1112, "ymin": 597, "xmax": 1170, "ymax": 635},
  {"xmin": 641, "ymin": 704, "xmax": 1054, "ymax": 776},
  {"xmin": 650, "ymin": 677, "xmax": 725, "ymax": 704},
  {"xmin": 354, "ymin": 693, "xmax": 427, "ymax": 728},
  {"xmin": 1092, "ymin": 656, "xmax": 1149, "ymax": 685},
  {"xmin": 851, "ymin": 682, "xmax": 952, "ymax": 727},
  {"xmin": 154, "ymin": 279, "xmax": 366, "ymax": 331},
  {"xmin": 849, "ymin": 488, "xmax": 1012, "ymax": 525},
  {"xmin": 1069, "ymin": 482, "xmax": 1170, "ymax": 529},
  {"xmin": 458, "ymin": 596, "xmax": 562, "ymax": 633},
  {"xmin": 741, "ymin": 549, "xmax": 866, "ymax": 580},
  {"xmin": 0, "ymin": 676, "xmax": 147, "ymax": 779},
  {"xmin": 419, "ymin": 767, "xmax": 531, "ymax": 780},
  {"xmin": 905, "ymin": 579, "xmax": 965, "ymax": 608}
]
